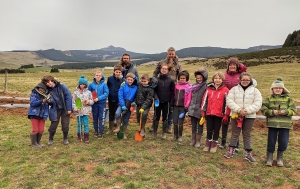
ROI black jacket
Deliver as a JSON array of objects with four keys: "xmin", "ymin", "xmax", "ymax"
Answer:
[
  {"xmin": 135, "ymin": 77, "xmax": 158, "ymax": 109},
  {"xmin": 154, "ymin": 74, "xmax": 175, "ymax": 106}
]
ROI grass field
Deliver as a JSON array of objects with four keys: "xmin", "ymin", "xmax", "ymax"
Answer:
[{"xmin": 0, "ymin": 62, "xmax": 300, "ymax": 188}]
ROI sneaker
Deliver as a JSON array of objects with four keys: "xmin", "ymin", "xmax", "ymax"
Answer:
[
  {"xmin": 234, "ymin": 148, "xmax": 240, "ymax": 153},
  {"xmin": 94, "ymin": 131, "xmax": 99, "ymax": 138},
  {"xmin": 224, "ymin": 147, "xmax": 234, "ymax": 158},
  {"xmin": 219, "ymin": 143, "xmax": 226, "ymax": 149},
  {"xmin": 166, "ymin": 127, "xmax": 172, "ymax": 134},
  {"xmin": 63, "ymin": 139, "xmax": 69, "ymax": 145},
  {"xmin": 177, "ymin": 136, "xmax": 182, "ymax": 142},
  {"xmin": 245, "ymin": 151, "xmax": 256, "ymax": 162},
  {"xmin": 98, "ymin": 133, "xmax": 103, "ymax": 139},
  {"xmin": 48, "ymin": 140, "xmax": 53, "ymax": 146},
  {"xmin": 161, "ymin": 133, "xmax": 166, "ymax": 140}
]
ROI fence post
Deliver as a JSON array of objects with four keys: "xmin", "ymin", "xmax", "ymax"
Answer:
[{"xmin": 4, "ymin": 70, "xmax": 8, "ymax": 93}]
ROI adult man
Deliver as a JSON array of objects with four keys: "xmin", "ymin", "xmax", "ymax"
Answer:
[
  {"xmin": 152, "ymin": 47, "xmax": 182, "ymax": 133},
  {"xmin": 118, "ymin": 53, "xmax": 139, "ymax": 80}
]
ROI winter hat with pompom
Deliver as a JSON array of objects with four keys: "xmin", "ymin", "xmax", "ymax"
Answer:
[
  {"xmin": 78, "ymin": 75, "xmax": 88, "ymax": 86},
  {"xmin": 270, "ymin": 78, "xmax": 290, "ymax": 94}
]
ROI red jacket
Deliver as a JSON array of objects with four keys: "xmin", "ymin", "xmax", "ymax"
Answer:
[{"xmin": 201, "ymin": 82, "xmax": 229, "ymax": 117}]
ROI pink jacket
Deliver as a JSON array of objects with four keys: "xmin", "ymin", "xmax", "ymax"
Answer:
[
  {"xmin": 174, "ymin": 82, "xmax": 190, "ymax": 107},
  {"xmin": 224, "ymin": 63, "xmax": 247, "ymax": 90}
]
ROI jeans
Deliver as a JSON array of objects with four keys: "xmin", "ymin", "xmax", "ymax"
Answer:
[
  {"xmin": 115, "ymin": 106, "xmax": 132, "ymax": 127},
  {"xmin": 267, "ymin": 127, "xmax": 290, "ymax": 153},
  {"xmin": 92, "ymin": 101, "xmax": 106, "ymax": 133}
]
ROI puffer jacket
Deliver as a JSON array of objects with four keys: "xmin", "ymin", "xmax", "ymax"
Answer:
[
  {"xmin": 107, "ymin": 74, "xmax": 126, "ymax": 101},
  {"xmin": 48, "ymin": 82, "xmax": 72, "ymax": 121},
  {"xmin": 174, "ymin": 82, "xmax": 190, "ymax": 107},
  {"xmin": 261, "ymin": 94, "xmax": 296, "ymax": 129},
  {"xmin": 118, "ymin": 63, "xmax": 139, "ymax": 81},
  {"xmin": 72, "ymin": 87, "xmax": 94, "ymax": 116},
  {"xmin": 201, "ymin": 82, "xmax": 229, "ymax": 118},
  {"xmin": 154, "ymin": 74, "xmax": 175, "ymax": 105},
  {"xmin": 118, "ymin": 82, "xmax": 138, "ymax": 108},
  {"xmin": 226, "ymin": 83, "xmax": 262, "ymax": 118},
  {"xmin": 28, "ymin": 89, "xmax": 49, "ymax": 120},
  {"xmin": 88, "ymin": 74, "xmax": 109, "ymax": 103},
  {"xmin": 224, "ymin": 63, "xmax": 247, "ymax": 90},
  {"xmin": 153, "ymin": 56, "xmax": 182, "ymax": 82},
  {"xmin": 135, "ymin": 77, "xmax": 158, "ymax": 109}
]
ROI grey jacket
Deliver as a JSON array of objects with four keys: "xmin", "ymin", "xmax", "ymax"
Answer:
[{"xmin": 153, "ymin": 56, "xmax": 181, "ymax": 82}]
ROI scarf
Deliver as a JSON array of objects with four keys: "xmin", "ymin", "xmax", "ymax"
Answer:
[{"xmin": 185, "ymin": 82, "xmax": 203, "ymax": 94}]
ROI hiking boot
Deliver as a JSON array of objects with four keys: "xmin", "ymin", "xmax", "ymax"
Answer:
[
  {"xmin": 36, "ymin": 133, "xmax": 45, "ymax": 147},
  {"xmin": 277, "ymin": 151, "xmax": 284, "ymax": 167},
  {"xmin": 48, "ymin": 140, "xmax": 54, "ymax": 146},
  {"xmin": 224, "ymin": 147, "xmax": 234, "ymax": 158},
  {"xmin": 162, "ymin": 133, "xmax": 166, "ymax": 140},
  {"xmin": 266, "ymin": 152, "xmax": 273, "ymax": 167},
  {"xmin": 48, "ymin": 132, "xmax": 55, "ymax": 146},
  {"xmin": 84, "ymin": 133, "xmax": 89, "ymax": 143},
  {"xmin": 30, "ymin": 134, "xmax": 41, "ymax": 148},
  {"xmin": 203, "ymin": 139, "xmax": 212, "ymax": 152},
  {"xmin": 194, "ymin": 134, "xmax": 202, "ymax": 148},
  {"xmin": 94, "ymin": 131, "xmax": 99, "ymax": 138},
  {"xmin": 98, "ymin": 133, "xmax": 103, "ymax": 139},
  {"xmin": 167, "ymin": 127, "xmax": 172, "ymax": 134},
  {"xmin": 177, "ymin": 136, "xmax": 182, "ymax": 142},
  {"xmin": 113, "ymin": 119, "xmax": 121, "ymax": 133},
  {"xmin": 210, "ymin": 140, "xmax": 218, "ymax": 153},
  {"xmin": 245, "ymin": 151, "xmax": 256, "ymax": 162},
  {"xmin": 190, "ymin": 133, "xmax": 196, "ymax": 146},
  {"xmin": 63, "ymin": 139, "xmax": 69, "ymax": 145},
  {"xmin": 77, "ymin": 132, "xmax": 81, "ymax": 142},
  {"xmin": 106, "ymin": 121, "xmax": 114, "ymax": 135}
]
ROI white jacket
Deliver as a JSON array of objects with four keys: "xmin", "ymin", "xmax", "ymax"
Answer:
[{"xmin": 226, "ymin": 83, "xmax": 262, "ymax": 118}]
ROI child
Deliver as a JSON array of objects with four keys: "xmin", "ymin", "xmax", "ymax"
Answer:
[
  {"xmin": 107, "ymin": 65, "xmax": 125, "ymax": 134},
  {"xmin": 172, "ymin": 70, "xmax": 190, "ymax": 142},
  {"xmin": 153, "ymin": 63, "xmax": 175, "ymax": 140},
  {"xmin": 114, "ymin": 72, "xmax": 138, "ymax": 139},
  {"xmin": 28, "ymin": 82, "xmax": 49, "ymax": 148},
  {"xmin": 88, "ymin": 70, "xmax": 109, "ymax": 139},
  {"xmin": 261, "ymin": 78, "xmax": 296, "ymax": 167},
  {"xmin": 185, "ymin": 68, "xmax": 208, "ymax": 147},
  {"xmin": 72, "ymin": 75, "xmax": 94, "ymax": 143},
  {"xmin": 135, "ymin": 74, "xmax": 157, "ymax": 138},
  {"xmin": 42, "ymin": 75, "xmax": 72, "ymax": 146},
  {"xmin": 201, "ymin": 72, "xmax": 229, "ymax": 153}
]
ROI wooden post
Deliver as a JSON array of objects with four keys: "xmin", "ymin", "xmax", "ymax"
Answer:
[{"xmin": 4, "ymin": 70, "xmax": 7, "ymax": 93}]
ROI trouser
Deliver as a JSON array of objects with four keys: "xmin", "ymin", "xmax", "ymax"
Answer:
[
  {"xmin": 191, "ymin": 116, "xmax": 203, "ymax": 135},
  {"xmin": 136, "ymin": 106, "xmax": 150, "ymax": 125},
  {"xmin": 267, "ymin": 127, "xmax": 290, "ymax": 153},
  {"xmin": 48, "ymin": 109, "xmax": 70, "ymax": 134},
  {"xmin": 108, "ymin": 100, "xmax": 119, "ymax": 122},
  {"xmin": 173, "ymin": 106, "xmax": 185, "ymax": 136},
  {"xmin": 92, "ymin": 102, "xmax": 106, "ymax": 133},
  {"xmin": 155, "ymin": 102, "xmax": 169, "ymax": 122},
  {"xmin": 77, "ymin": 115, "xmax": 89, "ymax": 133},
  {"xmin": 206, "ymin": 115, "xmax": 222, "ymax": 141},
  {"xmin": 229, "ymin": 118, "xmax": 255, "ymax": 151},
  {"xmin": 115, "ymin": 106, "xmax": 132, "ymax": 127},
  {"xmin": 30, "ymin": 118, "xmax": 45, "ymax": 134},
  {"xmin": 168, "ymin": 110, "xmax": 173, "ymax": 127}
]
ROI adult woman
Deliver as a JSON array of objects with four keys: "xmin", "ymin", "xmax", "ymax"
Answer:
[{"xmin": 224, "ymin": 72, "xmax": 262, "ymax": 162}]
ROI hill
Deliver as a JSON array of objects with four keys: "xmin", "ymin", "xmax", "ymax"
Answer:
[{"xmin": 283, "ymin": 30, "xmax": 300, "ymax": 47}]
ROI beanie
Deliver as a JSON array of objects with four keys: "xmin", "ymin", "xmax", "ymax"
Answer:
[
  {"xmin": 78, "ymin": 75, "xmax": 88, "ymax": 86},
  {"xmin": 270, "ymin": 78, "xmax": 290, "ymax": 94}
]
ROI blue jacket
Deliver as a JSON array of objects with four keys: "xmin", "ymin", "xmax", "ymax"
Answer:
[
  {"xmin": 48, "ymin": 82, "xmax": 72, "ymax": 121},
  {"xmin": 118, "ymin": 82, "xmax": 137, "ymax": 107},
  {"xmin": 88, "ymin": 74, "xmax": 109, "ymax": 103},
  {"xmin": 107, "ymin": 74, "xmax": 125, "ymax": 101},
  {"xmin": 28, "ymin": 89, "xmax": 49, "ymax": 120}
]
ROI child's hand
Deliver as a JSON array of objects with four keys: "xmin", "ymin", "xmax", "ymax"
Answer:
[
  {"xmin": 122, "ymin": 106, "xmax": 127, "ymax": 111},
  {"xmin": 279, "ymin": 109, "xmax": 287, "ymax": 115},
  {"xmin": 239, "ymin": 109, "xmax": 247, "ymax": 116},
  {"xmin": 83, "ymin": 99, "xmax": 88, "ymax": 106},
  {"xmin": 93, "ymin": 98, "xmax": 98, "ymax": 102},
  {"xmin": 74, "ymin": 108, "xmax": 78, "ymax": 112},
  {"xmin": 42, "ymin": 98, "xmax": 47, "ymax": 104},
  {"xmin": 273, "ymin": 110, "xmax": 279, "ymax": 115},
  {"xmin": 139, "ymin": 108, "xmax": 144, "ymax": 113}
]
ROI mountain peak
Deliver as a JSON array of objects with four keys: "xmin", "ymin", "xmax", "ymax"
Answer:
[{"xmin": 101, "ymin": 45, "xmax": 126, "ymax": 51}]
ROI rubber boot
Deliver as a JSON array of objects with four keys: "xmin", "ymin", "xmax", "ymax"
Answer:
[
  {"xmin": 161, "ymin": 121, "xmax": 167, "ymax": 140},
  {"xmin": 106, "ymin": 121, "xmax": 114, "ymax": 135},
  {"xmin": 210, "ymin": 140, "xmax": 218, "ymax": 153},
  {"xmin": 190, "ymin": 133, "xmax": 196, "ymax": 146},
  {"xmin": 203, "ymin": 139, "xmax": 212, "ymax": 152},
  {"xmin": 63, "ymin": 132, "xmax": 69, "ymax": 145},
  {"xmin": 123, "ymin": 126, "xmax": 127, "ymax": 140},
  {"xmin": 266, "ymin": 152, "xmax": 273, "ymax": 167},
  {"xmin": 113, "ymin": 119, "xmax": 121, "ymax": 133},
  {"xmin": 153, "ymin": 121, "xmax": 159, "ymax": 139},
  {"xmin": 48, "ymin": 132, "xmax": 55, "ymax": 146},
  {"xmin": 177, "ymin": 124, "xmax": 183, "ymax": 142},
  {"xmin": 195, "ymin": 134, "xmax": 202, "ymax": 148},
  {"xmin": 173, "ymin": 124, "xmax": 178, "ymax": 141},
  {"xmin": 77, "ymin": 132, "xmax": 81, "ymax": 142},
  {"xmin": 30, "ymin": 134, "xmax": 40, "ymax": 148},
  {"xmin": 36, "ymin": 133, "xmax": 45, "ymax": 147},
  {"xmin": 277, "ymin": 151, "xmax": 284, "ymax": 167},
  {"xmin": 220, "ymin": 122, "xmax": 228, "ymax": 149},
  {"xmin": 84, "ymin": 133, "xmax": 89, "ymax": 143}
]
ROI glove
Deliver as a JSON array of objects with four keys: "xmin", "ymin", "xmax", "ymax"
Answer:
[
  {"xmin": 231, "ymin": 113, "xmax": 239, "ymax": 119},
  {"xmin": 237, "ymin": 116, "xmax": 243, "ymax": 128},
  {"xmin": 122, "ymin": 106, "xmax": 127, "ymax": 111},
  {"xmin": 154, "ymin": 100, "xmax": 159, "ymax": 107},
  {"xmin": 222, "ymin": 115, "xmax": 229, "ymax": 125},
  {"xmin": 179, "ymin": 112, "xmax": 185, "ymax": 119},
  {"xmin": 139, "ymin": 108, "xmax": 144, "ymax": 113},
  {"xmin": 131, "ymin": 102, "xmax": 137, "ymax": 107},
  {"xmin": 184, "ymin": 107, "xmax": 188, "ymax": 112},
  {"xmin": 199, "ymin": 117, "xmax": 206, "ymax": 125},
  {"xmin": 169, "ymin": 106, "xmax": 174, "ymax": 113}
]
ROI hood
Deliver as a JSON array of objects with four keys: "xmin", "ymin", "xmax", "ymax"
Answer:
[
  {"xmin": 93, "ymin": 74, "xmax": 106, "ymax": 83},
  {"xmin": 194, "ymin": 67, "xmax": 208, "ymax": 82}
]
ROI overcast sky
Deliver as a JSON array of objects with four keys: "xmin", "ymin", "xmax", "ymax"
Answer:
[{"xmin": 0, "ymin": 0, "xmax": 299, "ymax": 53}]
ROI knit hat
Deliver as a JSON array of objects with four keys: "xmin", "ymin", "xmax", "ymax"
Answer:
[
  {"xmin": 78, "ymin": 75, "xmax": 88, "ymax": 86},
  {"xmin": 270, "ymin": 78, "xmax": 290, "ymax": 94},
  {"xmin": 35, "ymin": 82, "xmax": 48, "ymax": 93}
]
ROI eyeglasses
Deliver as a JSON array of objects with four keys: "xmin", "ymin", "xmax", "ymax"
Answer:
[
  {"xmin": 273, "ymin": 87, "xmax": 283, "ymax": 90},
  {"xmin": 241, "ymin": 80, "xmax": 250, "ymax": 82}
]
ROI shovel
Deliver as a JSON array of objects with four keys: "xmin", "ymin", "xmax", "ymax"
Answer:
[
  {"xmin": 117, "ymin": 110, "xmax": 126, "ymax": 139},
  {"xmin": 75, "ymin": 97, "xmax": 83, "ymax": 142},
  {"xmin": 135, "ymin": 112, "xmax": 143, "ymax": 142}
]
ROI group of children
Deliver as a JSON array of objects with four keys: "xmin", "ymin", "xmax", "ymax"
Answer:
[{"xmin": 28, "ymin": 58, "xmax": 296, "ymax": 167}]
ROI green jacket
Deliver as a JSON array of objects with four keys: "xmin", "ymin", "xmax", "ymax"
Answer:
[{"xmin": 261, "ymin": 94, "xmax": 296, "ymax": 129}]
